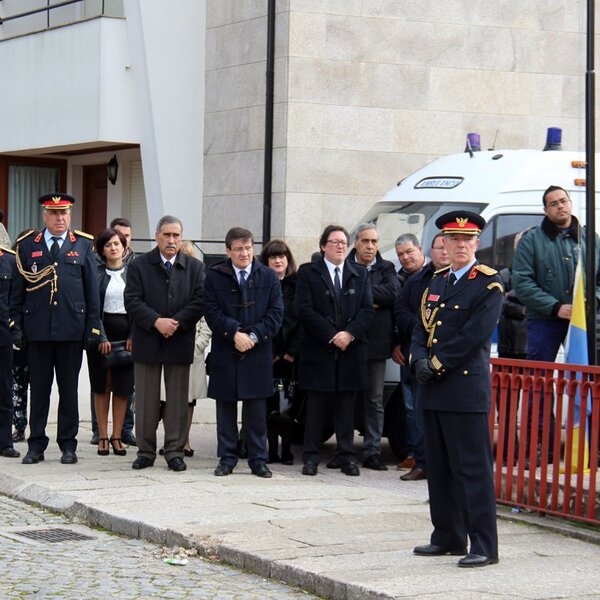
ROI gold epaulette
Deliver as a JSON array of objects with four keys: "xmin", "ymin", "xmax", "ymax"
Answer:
[
  {"xmin": 433, "ymin": 265, "xmax": 451, "ymax": 276},
  {"xmin": 16, "ymin": 229, "xmax": 36, "ymax": 243},
  {"xmin": 0, "ymin": 247, "xmax": 16, "ymax": 255},
  {"xmin": 74, "ymin": 229, "xmax": 94, "ymax": 240},
  {"xmin": 475, "ymin": 264, "xmax": 497, "ymax": 276}
]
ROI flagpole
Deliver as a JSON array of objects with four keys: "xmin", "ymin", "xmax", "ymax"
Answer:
[{"xmin": 585, "ymin": 0, "xmax": 597, "ymax": 365}]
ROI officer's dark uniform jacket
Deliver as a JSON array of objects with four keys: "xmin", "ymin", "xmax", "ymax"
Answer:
[
  {"xmin": 410, "ymin": 262, "xmax": 504, "ymax": 412},
  {"xmin": 11, "ymin": 228, "xmax": 102, "ymax": 343},
  {"xmin": 0, "ymin": 248, "xmax": 18, "ymax": 346}
]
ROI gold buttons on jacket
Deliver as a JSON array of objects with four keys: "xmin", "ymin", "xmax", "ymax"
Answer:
[
  {"xmin": 432, "ymin": 339, "xmax": 438, "ymax": 344},
  {"xmin": 463, "ymin": 370, "xmax": 469, "ymax": 375},
  {"xmin": 454, "ymin": 305, "xmax": 459, "ymax": 309},
  {"xmin": 436, "ymin": 321, "xmax": 442, "ymax": 326}
]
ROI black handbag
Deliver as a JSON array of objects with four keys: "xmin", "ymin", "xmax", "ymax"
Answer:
[{"xmin": 102, "ymin": 340, "xmax": 133, "ymax": 369}]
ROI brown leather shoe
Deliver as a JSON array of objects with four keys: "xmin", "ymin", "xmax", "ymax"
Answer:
[
  {"xmin": 396, "ymin": 456, "xmax": 415, "ymax": 470},
  {"xmin": 400, "ymin": 466, "xmax": 426, "ymax": 481}
]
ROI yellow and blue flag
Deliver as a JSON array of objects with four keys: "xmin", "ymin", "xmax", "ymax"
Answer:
[{"xmin": 564, "ymin": 254, "xmax": 590, "ymax": 472}]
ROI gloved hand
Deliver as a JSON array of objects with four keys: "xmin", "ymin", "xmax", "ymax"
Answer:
[{"xmin": 414, "ymin": 358, "xmax": 435, "ymax": 384}]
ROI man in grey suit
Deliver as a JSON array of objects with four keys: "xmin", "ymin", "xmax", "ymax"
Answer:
[{"xmin": 124, "ymin": 215, "xmax": 204, "ymax": 472}]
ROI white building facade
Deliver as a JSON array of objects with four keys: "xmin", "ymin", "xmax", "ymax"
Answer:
[{"xmin": 0, "ymin": 0, "xmax": 595, "ymax": 260}]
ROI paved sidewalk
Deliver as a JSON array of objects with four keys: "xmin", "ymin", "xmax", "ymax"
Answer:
[{"xmin": 1, "ymin": 385, "xmax": 599, "ymax": 599}]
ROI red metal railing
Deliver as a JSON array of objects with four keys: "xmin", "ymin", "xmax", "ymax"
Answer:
[{"xmin": 490, "ymin": 358, "xmax": 599, "ymax": 526}]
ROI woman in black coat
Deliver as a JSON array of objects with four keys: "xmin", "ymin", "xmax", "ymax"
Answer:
[
  {"xmin": 87, "ymin": 228, "xmax": 133, "ymax": 457},
  {"xmin": 259, "ymin": 239, "xmax": 301, "ymax": 464}
]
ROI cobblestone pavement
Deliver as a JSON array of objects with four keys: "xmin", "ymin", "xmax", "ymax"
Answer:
[{"xmin": 0, "ymin": 496, "xmax": 317, "ymax": 599}]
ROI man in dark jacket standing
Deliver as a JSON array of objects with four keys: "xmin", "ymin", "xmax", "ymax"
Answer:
[
  {"xmin": 203, "ymin": 227, "xmax": 283, "ymax": 478},
  {"xmin": 12, "ymin": 193, "xmax": 102, "ymax": 465},
  {"xmin": 1, "ymin": 246, "xmax": 20, "ymax": 458},
  {"xmin": 297, "ymin": 225, "xmax": 374, "ymax": 476},
  {"xmin": 513, "ymin": 185, "xmax": 600, "ymax": 460},
  {"xmin": 394, "ymin": 232, "xmax": 450, "ymax": 481},
  {"xmin": 124, "ymin": 215, "xmax": 204, "ymax": 472},
  {"xmin": 410, "ymin": 211, "xmax": 503, "ymax": 568},
  {"xmin": 348, "ymin": 224, "xmax": 399, "ymax": 470}
]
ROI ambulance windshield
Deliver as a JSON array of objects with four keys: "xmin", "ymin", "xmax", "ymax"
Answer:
[{"xmin": 353, "ymin": 202, "xmax": 486, "ymax": 264}]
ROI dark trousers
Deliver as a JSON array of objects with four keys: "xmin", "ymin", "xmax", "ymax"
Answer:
[
  {"xmin": 27, "ymin": 341, "xmax": 83, "ymax": 453},
  {"xmin": 134, "ymin": 362, "xmax": 189, "ymax": 461},
  {"xmin": 0, "ymin": 344, "xmax": 14, "ymax": 450},
  {"xmin": 302, "ymin": 390, "xmax": 356, "ymax": 465},
  {"xmin": 496, "ymin": 352, "xmax": 526, "ymax": 464},
  {"xmin": 424, "ymin": 409, "xmax": 498, "ymax": 559},
  {"xmin": 216, "ymin": 399, "xmax": 268, "ymax": 469},
  {"xmin": 526, "ymin": 318, "xmax": 568, "ymax": 459}
]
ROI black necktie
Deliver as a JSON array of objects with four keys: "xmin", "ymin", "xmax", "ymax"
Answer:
[
  {"xmin": 334, "ymin": 267, "xmax": 342, "ymax": 297},
  {"xmin": 165, "ymin": 261, "xmax": 172, "ymax": 274},
  {"xmin": 446, "ymin": 272, "xmax": 456, "ymax": 292},
  {"xmin": 50, "ymin": 236, "xmax": 60, "ymax": 261}
]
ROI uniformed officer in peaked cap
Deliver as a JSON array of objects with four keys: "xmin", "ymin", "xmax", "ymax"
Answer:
[
  {"xmin": 11, "ymin": 193, "xmax": 103, "ymax": 465},
  {"xmin": 410, "ymin": 209, "xmax": 504, "ymax": 568}
]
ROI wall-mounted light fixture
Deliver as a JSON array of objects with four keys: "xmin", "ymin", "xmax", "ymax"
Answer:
[{"xmin": 107, "ymin": 155, "xmax": 119, "ymax": 185}]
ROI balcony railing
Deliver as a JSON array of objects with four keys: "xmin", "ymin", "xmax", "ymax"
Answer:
[{"xmin": 491, "ymin": 358, "xmax": 599, "ymax": 526}]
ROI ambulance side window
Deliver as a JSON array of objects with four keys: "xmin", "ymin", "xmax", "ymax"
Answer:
[{"xmin": 477, "ymin": 214, "xmax": 543, "ymax": 270}]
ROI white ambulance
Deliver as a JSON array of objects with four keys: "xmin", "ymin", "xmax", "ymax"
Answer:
[
  {"xmin": 352, "ymin": 128, "xmax": 599, "ymax": 458},
  {"xmin": 356, "ymin": 129, "xmax": 598, "ymax": 272}
]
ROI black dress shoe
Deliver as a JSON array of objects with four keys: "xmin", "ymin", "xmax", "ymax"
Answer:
[
  {"xmin": 132, "ymin": 456, "xmax": 155, "ymax": 470},
  {"xmin": 214, "ymin": 462, "xmax": 233, "ymax": 476},
  {"xmin": 414, "ymin": 544, "xmax": 467, "ymax": 556},
  {"xmin": 1, "ymin": 447, "xmax": 21, "ymax": 458},
  {"xmin": 326, "ymin": 457, "xmax": 343, "ymax": 469},
  {"xmin": 341, "ymin": 462, "xmax": 360, "ymax": 476},
  {"xmin": 400, "ymin": 466, "xmax": 426, "ymax": 481},
  {"xmin": 22, "ymin": 451, "xmax": 44, "ymax": 464},
  {"xmin": 60, "ymin": 450, "xmax": 78, "ymax": 464},
  {"xmin": 458, "ymin": 553, "xmax": 499, "ymax": 568},
  {"xmin": 167, "ymin": 457, "xmax": 187, "ymax": 472},
  {"xmin": 121, "ymin": 432, "xmax": 137, "ymax": 447},
  {"xmin": 90, "ymin": 431, "xmax": 99, "ymax": 445},
  {"xmin": 302, "ymin": 461, "xmax": 318, "ymax": 476},
  {"xmin": 363, "ymin": 454, "xmax": 388, "ymax": 471},
  {"xmin": 251, "ymin": 463, "xmax": 273, "ymax": 478}
]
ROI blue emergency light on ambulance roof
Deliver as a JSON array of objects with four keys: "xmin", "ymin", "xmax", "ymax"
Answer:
[
  {"xmin": 543, "ymin": 127, "xmax": 562, "ymax": 151},
  {"xmin": 464, "ymin": 132, "xmax": 481, "ymax": 153}
]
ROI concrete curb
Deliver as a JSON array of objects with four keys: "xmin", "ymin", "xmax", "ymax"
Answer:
[{"xmin": 0, "ymin": 472, "xmax": 397, "ymax": 600}]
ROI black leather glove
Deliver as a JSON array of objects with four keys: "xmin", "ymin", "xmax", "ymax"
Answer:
[{"xmin": 414, "ymin": 358, "xmax": 435, "ymax": 384}]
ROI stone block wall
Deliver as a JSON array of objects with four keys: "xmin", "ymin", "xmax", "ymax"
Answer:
[{"xmin": 204, "ymin": 0, "xmax": 594, "ymax": 261}]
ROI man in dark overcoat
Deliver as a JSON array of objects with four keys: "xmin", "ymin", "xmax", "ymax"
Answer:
[
  {"xmin": 203, "ymin": 227, "xmax": 283, "ymax": 478},
  {"xmin": 394, "ymin": 232, "xmax": 450, "ymax": 481},
  {"xmin": 124, "ymin": 215, "xmax": 204, "ymax": 472},
  {"xmin": 296, "ymin": 225, "xmax": 374, "ymax": 476},
  {"xmin": 348, "ymin": 223, "xmax": 399, "ymax": 470},
  {"xmin": 12, "ymin": 193, "xmax": 102, "ymax": 465},
  {"xmin": 410, "ymin": 211, "xmax": 503, "ymax": 568},
  {"xmin": 1, "ymin": 246, "xmax": 20, "ymax": 458}
]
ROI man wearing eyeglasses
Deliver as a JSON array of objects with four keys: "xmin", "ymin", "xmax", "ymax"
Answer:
[
  {"xmin": 203, "ymin": 227, "xmax": 283, "ymax": 479},
  {"xmin": 513, "ymin": 185, "xmax": 600, "ymax": 462},
  {"xmin": 296, "ymin": 225, "xmax": 374, "ymax": 476}
]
